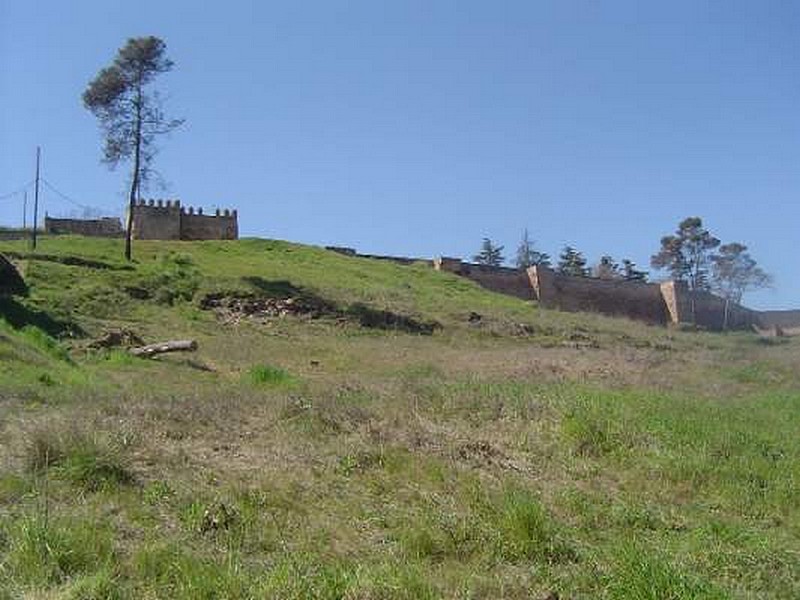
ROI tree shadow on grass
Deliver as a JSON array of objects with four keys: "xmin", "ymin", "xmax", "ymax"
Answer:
[
  {"xmin": 241, "ymin": 276, "xmax": 309, "ymax": 299},
  {"xmin": 2, "ymin": 251, "xmax": 133, "ymax": 271},
  {"xmin": 345, "ymin": 303, "xmax": 440, "ymax": 335},
  {"xmin": 0, "ymin": 297, "xmax": 83, "ymax": 337}
]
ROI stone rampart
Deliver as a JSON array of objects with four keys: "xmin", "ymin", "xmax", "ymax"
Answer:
[
  {"xmin": 756, "ymin": 310, "xmax": 800, "ymax": 330},
  {"xmin": 45, "ymin": 216, "xmax": 123, "ymax": 237},
  {"xmin": 131, "ymin": 200, "xmax": 238, "ymax": 241},
  {"xmin": 318, "ymin": 249, "xmax": 800, "ymax": 332},
  {"xmin": 529, "ymin": 265, "xmax": 669, "ymax": 324},
  {"xmin": 180, "ymin": 208, "xmax": 238, "ymax": 241},
  {"xmin": 325, "ymin": 246, "xmax": 430, "ymax": 266},
  {"xmin": 433, "ymin": 258, "xmax": 534, "ymax": 299}
]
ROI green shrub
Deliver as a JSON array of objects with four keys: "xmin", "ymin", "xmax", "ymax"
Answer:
[{"xmin": 246, "ymin": 364, "xmax": 295, "ymax": 386}]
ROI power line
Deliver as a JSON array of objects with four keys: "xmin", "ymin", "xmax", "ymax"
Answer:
[
  {"xmin": 41, "ymin": 178, "xmax": 96, "ymax": 211},
  {"xmin": 0, "ymin": 181, "xmax": 33, "ymax": 201}
]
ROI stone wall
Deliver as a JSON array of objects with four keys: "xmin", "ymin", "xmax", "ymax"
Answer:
[
  {"xmin": 180, "ymin": 209, "xmax": 238, "ymax": 241},
  {"xmin": 326, "ymin": 246, "xmax": 428, "ymax": 266},
  {"xmin": 530, "ymin": 265, "xmax": 670, "ymax": 324},
  {"xmin": 658, "ymin": 281, "xmax": 761, "ymax": 330},
  {"xmin": 433, "ymin": 258, "xmax": 534, "ymax": 299},
  {"xmin": 131, "ymin": 200, "xmax": 181, "ymax": 240},
  {"xmin": 432, "ymin": 260, "xmax": 782, "ymax": 331},
  {"xmin": 45, "ymin": 216, "xmax": 123, "ymax": 237},
  {"xmin": 131, "ymin": 200, "xmax": 238, "ymax": 241},
  {"xmin": 756, "ymin": 310, "xmax": 800, "ymax": 330},
  {"xmin": 322, "ymin": 249, "xmax": 800, "ymax": 332}
]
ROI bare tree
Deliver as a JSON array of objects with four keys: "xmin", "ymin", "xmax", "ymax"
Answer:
[
  {"xmin": 515, "ymin": 229, "xmax": 551, "ymax": 269},
  {"xmin": 83, "ymin": 36, "xmax": 183, "ymax": 260}
]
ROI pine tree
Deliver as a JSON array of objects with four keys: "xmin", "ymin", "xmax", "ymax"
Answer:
[
  {"xmin": 557, "ymin": 246, "xmax": 588, "ymax": 277},
  {"xmin": 473, "ymin": 238, "xmax": 505, "ymax": 267},
  {"xmin": 622, "ymin": 259, "xmax": 648, "ymax": 282},
  {"xmin": 651, "ymin": 217, "xmax": 720, "ymax": 290},
  {"xmin": 83, "ymin": 36, "xmax": 184, "ymax": 260},
  {"xmin": 711, "ymin": 243, "xmax": 771, "ymax": 305}
]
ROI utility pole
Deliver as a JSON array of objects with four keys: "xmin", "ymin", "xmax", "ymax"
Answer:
[
  {"xmin": 23, "ymin": 190, "xmax": 27, "ymax": 229},
  {"xmin": 32, "ymin": 146, "xmax": 40, "ymax": 249}
]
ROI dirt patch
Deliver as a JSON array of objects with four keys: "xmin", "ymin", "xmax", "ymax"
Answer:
[
  {"xmin": 199, "ymin": 293, "xmax": 335, "ymax": 325},
  {"xmin": 200, "ymin": 292, "xmax": 440, "ymax": 335}
]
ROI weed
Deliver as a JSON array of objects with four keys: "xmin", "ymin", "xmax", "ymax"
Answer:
[
  {"xmin": 25, "ymin": 428, "xmax": 134, "ymax": 492},
  {"xmin": 246, "ymin": 364, "xmax": 295, "ymax": 386},
  {"xmin": 65, "ymin": 566, "xmax": 124, "ymax": 600},
  {"xmin": 494, "ymin": 487, "xmax": 577, "ymax": 564},
  {"xmin": 143, "ymin": 480, "xmax": 174, "ymax": 505},
  {"xmin": 604, "ymin": 543, "xmax": 727, "ymax": 599},
  {"xmin": 133, "ymin": 543, "xmax": 255, "ymax": 599},
  {"xmin": 1, "ymin": 514, "xmax": 115, "ymax": 588}
]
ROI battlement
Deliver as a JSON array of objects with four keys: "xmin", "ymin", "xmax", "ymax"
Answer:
[{"xmin": 131, "ymin": 198, "xmax": 238, "ymax": 240}]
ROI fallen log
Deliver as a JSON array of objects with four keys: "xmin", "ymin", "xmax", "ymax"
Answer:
[{"xmin": 129, "ymin": 339, "xmax": 198, "ymax": 358}]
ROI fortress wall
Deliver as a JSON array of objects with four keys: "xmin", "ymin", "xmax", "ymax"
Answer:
[
  {"xmin": 529, "ymin": 265, "xmax": 669, "ymax": 324},
  {"xmin": 131, "ymin": 200, "xmax": 238, "ymax": 241},
  {"xmin": 460, "ymin": 263, "xmax": 535, "ymax": 300},
  {"xmin": 131, "ymin": 200, "xmax": 181, "ymax": 240},
  {"xmin": 325, "ymin": 246, "xmax": 431, "ymax": 266},
  {"xmin": 180, "ymin": 210, "xmax": 238, "ymax": 241},
  {"xmin": 661, "ymin": 281, "xmax": 761, "ymax": 331},
  {"xmin": 432, "ymin": 258, "xmax": 534, "ymax": 299},
  {"xmin": 685, "ymin": 289, "xmax": 761, "ymax": 331},
  {"xmin": 45, "ymin": 216, "xmax": 123, "ymax": 237},
  {"xmin": 756, "ymin": 310, "xmax": 800, "ymax": 330}
]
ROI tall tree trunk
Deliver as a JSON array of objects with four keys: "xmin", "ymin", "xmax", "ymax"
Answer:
[{"xmin": 125, "ymin": 88, "xmax": 143, "ymax": 261}]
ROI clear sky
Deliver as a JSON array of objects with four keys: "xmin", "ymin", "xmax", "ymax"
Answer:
[{"xmin": 1, "ymin": 1, "xmax": 798, "ymax": 309}]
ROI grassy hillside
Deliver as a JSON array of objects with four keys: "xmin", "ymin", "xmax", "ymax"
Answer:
[{"xmin": 0, "ymin": 236, "xmax": 798, "ymax": 599}]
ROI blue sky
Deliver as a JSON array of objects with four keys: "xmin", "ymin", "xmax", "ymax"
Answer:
[{"xmin": 1, "ymin": 1, "xmax": 798, "ymax": 308}]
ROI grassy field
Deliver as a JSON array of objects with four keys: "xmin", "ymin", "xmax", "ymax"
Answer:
[{"xmin": 0, "ymin": 236, "xmax": 798, "ymax": 599}]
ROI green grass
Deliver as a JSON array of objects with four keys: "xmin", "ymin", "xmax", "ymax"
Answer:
[
  {"xmin": 245, "ymin": 364, "xmax": 296, "ymax": 386},
  {"xmin": 0, "ymin": 235, "xmax": 799, "ymax": 598}
]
